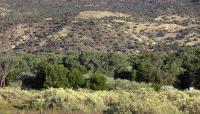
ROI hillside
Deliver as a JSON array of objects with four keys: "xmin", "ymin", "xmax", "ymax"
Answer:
[
  {"xmin": 0, "ymin": 0, "xmax": 200, "ymax": 53},
  {"xmin": 1, "ymin": 1, "xmax": 200, "ymax": 113}
]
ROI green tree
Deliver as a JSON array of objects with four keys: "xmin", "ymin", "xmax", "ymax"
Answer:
[
  {"xmin": 162, "ymin": 58, "xmax": 183, "ymax": 84},
  {"xmin": 136, "ymin": 59, "xmax": 162, "ymax": 83},
  {"xmin": 62, "ymin": 52, "xmax": 86, "ymax": 73},
  {"xmin": 87, "ymin": 72, "xmax": 107, "ymax": 90},
  {"xmin": 68, "ymin": 69, "xmax": 85, "ymax": 89},
  {"xmin": 44, "ymin": 64, "xmax": 70, "ymax": 88}
]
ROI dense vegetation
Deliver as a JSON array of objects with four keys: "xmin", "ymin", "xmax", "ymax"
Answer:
[{"xmin": 2, "ymin": 47, "xmax": 199, "ymax": 90}]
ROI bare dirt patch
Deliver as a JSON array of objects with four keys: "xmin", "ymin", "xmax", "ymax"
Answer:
[{"xmin": 76, "ymin": 11, "xmax": 130, "ymax": 19}]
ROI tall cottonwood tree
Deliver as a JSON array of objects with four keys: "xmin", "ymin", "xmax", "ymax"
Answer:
[{"xmin": 0, "ymin": 34, "xmax": 16, "ymax": 87}]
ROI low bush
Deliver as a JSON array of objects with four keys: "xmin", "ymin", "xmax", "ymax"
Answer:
[
  {"xmin": 44, "ymin": 64, "xmax": 70, "ymax": 88},
  {"xmin": 87, "ymin": 72, "xmax": 107, "ymax": 90},
  {"xmin": 68, "ymin": 69, "xmax": 85, "ymax": 89}
]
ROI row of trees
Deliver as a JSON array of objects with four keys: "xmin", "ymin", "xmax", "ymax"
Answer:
[
  {"xmin": 34, "ymin": 63, "xmax": 107, "ymax": 90},
  {"xmin": 115, "ymin": 48, "xmax": 200, "ymax": 90},
  {"xmin": 0, "ymin": 47, "xmax": 200, "ymax": 90}
]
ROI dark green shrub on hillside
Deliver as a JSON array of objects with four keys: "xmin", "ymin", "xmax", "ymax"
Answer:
[
  {"xmin": 68, "ymin": 69, "xmax": 85, "ymax": 89},
  {"xmin": 162, "ymin": 58, "xmax": 183, "ymax": 84},
  {"xmin": 78, "ymin": 52, "xmax": 100, "ymax": 72},
  {"xmin": 44, "ymin": 64, "xmax": 70, "ymax": 88},
  {"xmin": 35, "ymin": 62, "xmax": 85, "ymax": 89},
  {"xmin": 87, "ymin": 72, "xmax": 107, "ymax": 90},
  {"xmin": 62, "ymin": 52, "xmax": 87, "ymax": 73},
  {"xmin": 136, "ymin": 59, "xmax": 162, "ymax": 84},
  {"xmin": 62, "ymin": 52, "xmax": 130, "ymax": 77}
]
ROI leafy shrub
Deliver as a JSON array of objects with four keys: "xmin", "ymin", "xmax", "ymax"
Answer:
[
  {"xmin": 44, "ymin": 64, "xmax": 70, "ymax": 88},
  {"xmin": 68, "ymin": 69, "xmax": 85, "ymax": 89},
  {"xmin": 136, "ymin": 59, "xmax": 162, "ymax": 83},
  {"xmin": 34, "ymin": 63, "xmax": 86, "ymax": 89},
  {"xmin": 87, "ymin": 72, "xmax": 107, "ymax": 90},
  {"xmin": 62, "ymin": 52, "xmax": 87, "ymax": 73}
]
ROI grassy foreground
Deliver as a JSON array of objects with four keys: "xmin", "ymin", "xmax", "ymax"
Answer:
[{"xmin": 0, "ymin": 83, "xmax": 200, "ymax": 114}]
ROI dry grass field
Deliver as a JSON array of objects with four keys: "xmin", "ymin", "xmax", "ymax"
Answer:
[{"xmin": 0, "ymin": 81, "xmax": 200, "ymax": 114}]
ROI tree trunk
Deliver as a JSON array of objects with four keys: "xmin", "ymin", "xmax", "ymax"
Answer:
[
  {"xmin": 0, "ymin": 79, "xmax": 3, "ymax": 87},
  {"xmin": 0, "ymin": 75, "xmax": 6, "ymax": 87}
]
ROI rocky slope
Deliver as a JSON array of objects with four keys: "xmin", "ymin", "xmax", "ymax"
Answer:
[{"xmin": 0, "ymin": 0, "xmax": 199, "ymax": 53}]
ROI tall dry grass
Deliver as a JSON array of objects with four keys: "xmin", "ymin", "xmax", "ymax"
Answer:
[{"xmin": 0, "ymin": 81, "xmax": 200, "ymax": 114}]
